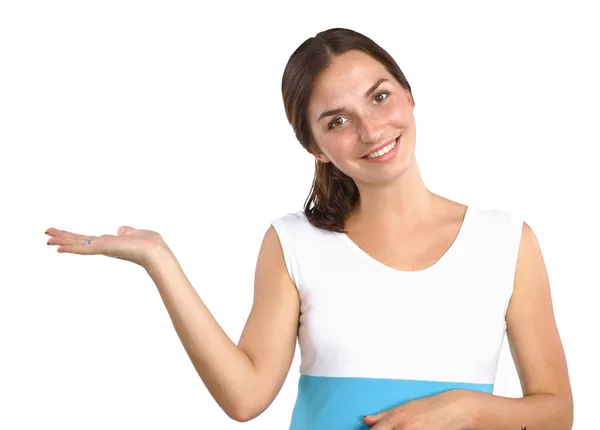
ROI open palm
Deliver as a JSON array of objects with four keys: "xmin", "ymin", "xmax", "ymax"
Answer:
[{"xmin": 45, "ymin": 225, "xmax": 168, "ymax": 267}]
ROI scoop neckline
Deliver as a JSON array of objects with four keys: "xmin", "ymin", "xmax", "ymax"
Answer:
[{"xmin": 331, "ymin": 205, "xmax": 474, "ymax": 276}]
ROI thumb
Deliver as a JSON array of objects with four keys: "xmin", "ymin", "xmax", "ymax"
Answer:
[{"xmin": 117, "ymin": 226, "xmax": 136, "ymax": 236}]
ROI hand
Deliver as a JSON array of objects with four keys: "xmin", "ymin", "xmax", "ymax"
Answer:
[
  {"xmin": 362, "ymin": 389, "xmax": 477, "ymax": 430},
  {"xmin": 45, "ymin": 225, "xmax": 169, "ymax": 268}
]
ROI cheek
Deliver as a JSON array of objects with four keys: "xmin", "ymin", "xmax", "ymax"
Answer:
[
  {"xmin": 387, "ymin": 98, "xmax": 412, "ymax": 120},
  {"xmin": 380, "ymin": 99, "xmax": 399, "ymax": 115},
  {"xmin": 321, "ymin": 134, "xmax": 355, "ymax": 160}
]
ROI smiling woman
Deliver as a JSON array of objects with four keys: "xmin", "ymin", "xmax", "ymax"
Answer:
[
  {"xmin": 272, "ymin": 28, "xmax": 572, "ymax": 430},
  {"xmin": 45, "ymin": 26, "xmax": 573, "ymax": 430},
  {"xmin": 281, "ymin": 30, "xmax": 418, "ymax": 233}
]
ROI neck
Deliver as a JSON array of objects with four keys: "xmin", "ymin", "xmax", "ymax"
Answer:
[{"xmin": 348, "ymin": 157, "xmax": 440, "ymax": 232}]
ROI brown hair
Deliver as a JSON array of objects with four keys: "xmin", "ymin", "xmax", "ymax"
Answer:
[{"xmin": 281, "ymin": 28, "xmax": 414, "ymax": 232}]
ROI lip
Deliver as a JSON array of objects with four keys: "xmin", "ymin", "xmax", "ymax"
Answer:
[{"xmin": 361, "ymin": 135, "xmax": 401, "ymax": 158}]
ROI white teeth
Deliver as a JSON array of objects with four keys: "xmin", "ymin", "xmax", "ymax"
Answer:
[{"xmin": 366, "ymin": 138, "xmax": 397, "ymax": 159}]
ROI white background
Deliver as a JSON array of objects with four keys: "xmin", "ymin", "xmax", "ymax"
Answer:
[{"xmin": 1, "ymin": 1, "xmax": 598, "ymax": 428}]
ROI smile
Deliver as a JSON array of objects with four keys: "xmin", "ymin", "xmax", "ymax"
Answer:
[{"xmin": 362, "ymin": 136, "xmax": 400, "ymax": 159}]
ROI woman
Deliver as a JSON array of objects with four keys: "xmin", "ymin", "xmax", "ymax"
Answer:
[{"xmin": 45, "ymin": 28, "xmax": 573, "ymax": 429}]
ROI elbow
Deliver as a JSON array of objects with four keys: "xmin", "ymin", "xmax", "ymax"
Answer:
[
  {"xmin": 222, "ymin": 396, "xmax": 265, "ymax": 423},
  {"xmin": 557, "ymin": 390, "xmax": 574, "ymax": 430},
  {"xmin": 226, "ymin": 404, "xmax": 261, "ymax": 423},
  {"xmin": 562, "ymin": 397, "xmax": 574, "ymax": 430},
  {"xmin": 550, "ymin": 391, "xmax": 573, "ymax": 430},
  {"xmin": 226, "ymin": 409, "xmax": 249, "ymax": 423},
  {"xmin": 215, "ymin": 372, "xmax": 271, "ymax": 422},
  {"xmin": 230, "ymin": 412, "xmax": 254, "ymax": 423}
]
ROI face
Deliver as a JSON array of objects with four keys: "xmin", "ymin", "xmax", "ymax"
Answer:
[{"xmin": 307, "ymin": 49, "xmax": 416, "ymax": 186}]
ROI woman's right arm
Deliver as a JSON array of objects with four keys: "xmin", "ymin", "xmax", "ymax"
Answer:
[{"xmin": 144, "ymin": 225, "xmax": 300, "ymax": 422}]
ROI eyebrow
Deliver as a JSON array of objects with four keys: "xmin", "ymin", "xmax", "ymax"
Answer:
[{"xmin": 317, "ymin": 78, "xmax": 389, "ymax": 122}]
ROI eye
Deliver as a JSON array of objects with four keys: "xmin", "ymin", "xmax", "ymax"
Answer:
[
  {"xmin": 373, "ymin": 91, "xmax": 390, "ymax": 104},
  {"xmin": 328, "ymin": 117, "xmax": 348, "ymax": 129}
]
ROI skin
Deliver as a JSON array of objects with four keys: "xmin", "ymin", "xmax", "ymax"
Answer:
[
  {"xmin": 307, "ymin": 49, "xmax": 469, "ymax": 271},
  {"xmin": 307, "ymin": 49, "xmax": 572, "ymax": 428},
  {"xmin": 45, "ymin": 48, "xmax": 572, "ymax": 427}
]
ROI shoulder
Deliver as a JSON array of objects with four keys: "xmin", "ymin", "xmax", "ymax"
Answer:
[
  {"xmin": 470, "ymin": 204, "xmax": 525, "ymax": 240},
  {"xmin": 270, "ymin": 210, "xmax": 308, "ymax": 238},
  {"xmin": 270, "ymin": 210, "xmax": 331, "ymax": 237},
  {"xmin": 519, "ymin": 221, "xmax": 537, "ymax": 253},
  {"xmin": 271, "ymin": 210, "xmax": 307, "ymax": 225},
  {"xmin": 511, "ymin": 219, "xmax": 545, "ymax": 299},
  {"xmin": 504, "ymin": 211, "xmax": 550, "ymax": 329}
]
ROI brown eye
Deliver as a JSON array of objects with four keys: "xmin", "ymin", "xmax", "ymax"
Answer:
[
  {"xmin": 329, "ymin": 117, "xmax": 348, "ymax": 129},
  {"xmin": 373, "ymin": 91, "xmax": 390, "ymax": 104}
]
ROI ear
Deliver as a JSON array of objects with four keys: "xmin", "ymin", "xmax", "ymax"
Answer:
[
  {"xmin": 309, "ymin": 143, "xmax": 331, "ymax": 164},
  {"xmin": 406, "ymin": 90, "xmax": 415, "ymax": 109},
  {"xmin": 314, "ymin": 152, "xmax": 331, "ymax": 163}
]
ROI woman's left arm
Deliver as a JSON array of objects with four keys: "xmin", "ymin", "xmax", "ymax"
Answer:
[
  {"xmin": 364, "ymin": 222, "xmax": 573, "ymax": 430},
  {"xmin": 470, "ymin": 221, "xmax": 573, "ymax": 430}
]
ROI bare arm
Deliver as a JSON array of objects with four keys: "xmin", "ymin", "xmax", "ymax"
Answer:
[
  {"xmin": 470, "ymin": 222, "xmax": 573, "ymax": 429},
  {"xmin": 144, "ymin": 225, "xmax": 300, "ymax": 422}
]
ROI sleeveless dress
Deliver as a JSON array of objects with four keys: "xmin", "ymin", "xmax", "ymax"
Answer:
[{"xmin": 270, "ymin": 204, "xmax": 523, "ymax": 430}]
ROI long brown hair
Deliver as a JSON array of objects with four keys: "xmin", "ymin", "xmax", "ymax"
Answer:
[{"xmin": 281, "ymin": 28, "xmax": 414, "ymax": 232}]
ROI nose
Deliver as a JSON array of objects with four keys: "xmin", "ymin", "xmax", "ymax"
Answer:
[{"xmin": 358, "ymin": 114, "xmax": 383, "ymax": 145}]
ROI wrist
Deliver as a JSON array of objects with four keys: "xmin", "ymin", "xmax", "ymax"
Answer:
[
  {"xmin": 143, "ymin": 243, "xmax": 176, "ymax": 272},
  {"xmin": 448, "ymin": 389, "xmax": 481, "ymax": 430},
  {"xmin": 463, "ymin": 390, "xmax": 482, "ymax": 430}
]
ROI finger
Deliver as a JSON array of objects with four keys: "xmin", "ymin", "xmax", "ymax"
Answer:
[
  {"xmin": 45, "ymin": 228, "xmax": 94, "ymax": 240},
  {"xmin": 54, "ymin": 237, "xmax": 99, "ymax": 254},
  {"xmin": 363, "ymin": 411, "xmax": 388, "ymax": 425},
  {"xmin": 47, "ymin": 236, "xmax": 97, "ymax": 247},
  {"xmin": 365, "ymin": 411, "xmax": 399, "ymax": 429},
  {"xmin": 56, "ymin": 243, "xmax": 97, "ymax": 255}
]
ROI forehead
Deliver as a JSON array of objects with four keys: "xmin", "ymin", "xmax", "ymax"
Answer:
[{"xmin": 309, "ymin": 50, "xmax": 393, "ymax": 109}]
